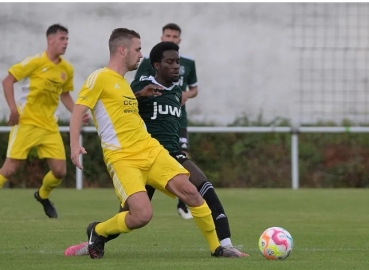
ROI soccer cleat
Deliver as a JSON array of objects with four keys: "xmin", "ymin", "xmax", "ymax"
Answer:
[
  {"xmin": 86, "ymin": 222, "xmax": 107, "ymax": 259},
  {"xmin": 211, "ymin": 246, "xmax": 246, "ymax": 258},
  {"xmin": 34, "ymin": 191, "xmax": 58, "ymax": 218},
  {"xmin": 64, "ymin": 242, "xmax": 89, "ymax": 256},
  {"xmin": 223, "ymin": 245, "xmax": 249, "ymax": 257},
  {"xmin": 177, "ymin": 205, "xmax": 193, "ymax": 220}
]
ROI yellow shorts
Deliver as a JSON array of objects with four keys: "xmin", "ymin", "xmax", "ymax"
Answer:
[
  {"xmin": 106, "ymin": 144, "xmax": 189, "ymax": 205},
  {"xmin": 7, "ymin": 124, "xmax": 66, "ymax": 160}
]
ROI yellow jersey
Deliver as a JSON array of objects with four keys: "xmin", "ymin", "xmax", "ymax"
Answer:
[
  {"xmin": 8, "ymin": 52, "xmax": 74, "ymax": 132},
  {"xmin": 76, "ymin": 67, "xmax": 159, "ymax": 162}
]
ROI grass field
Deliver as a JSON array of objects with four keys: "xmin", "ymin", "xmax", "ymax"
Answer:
[{"xmin": 0, "ymin": 188, "xmax": 368, "ymax": 270}]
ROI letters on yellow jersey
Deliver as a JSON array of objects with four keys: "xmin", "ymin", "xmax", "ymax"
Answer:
[
  {"xmin": 122, "ymin": 95, "xmax": 138, "ymax": 114},
  {"xmin": 76, "ymin": 67, "xmax": 156, "ymax": 161},
  {"xmin": 44, "ymin": 79, "xmax": 63, "ymax": 94}
]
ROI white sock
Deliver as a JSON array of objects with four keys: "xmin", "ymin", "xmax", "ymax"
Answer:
[{"xmin": 220, "ymin": 238, "xmax": 232, "ymax": 247}]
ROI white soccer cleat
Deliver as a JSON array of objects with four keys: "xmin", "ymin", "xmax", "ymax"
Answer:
[
  {"xmin": 223, "ymin": 245, "xmax": 249, "ymax": 257},
  {"xmin": 212, "ymin": 246, "xmax": 248, "ymax": 258},
  {"xmin": 177, "ymin": 207, "xmax": 193, "ymax": 219}
]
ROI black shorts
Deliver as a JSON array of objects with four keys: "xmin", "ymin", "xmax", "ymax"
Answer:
[
  {"xmin": 170, "ymin": 151, "xmax": 189, "ymax": 164},
  {"xmin": 179, "ymin": 128, "xmax": 189, "ymax": 151}
]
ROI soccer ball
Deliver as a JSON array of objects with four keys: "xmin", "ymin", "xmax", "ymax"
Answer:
[{"xmin": 258, "ymin": 227, "xmax": 293, "ymax": 260}]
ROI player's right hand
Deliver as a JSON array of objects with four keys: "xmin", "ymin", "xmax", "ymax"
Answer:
[
  {"xmin": 70, "ymin": 145, "xmax": 87, "ymax": 170},
  {"xmin": 139, "ymin": 84, "xmax": 164, "ymax": 97},
  {"xmin": 8, "ymin": 109, "xmax": 19, "ymax": 126}
]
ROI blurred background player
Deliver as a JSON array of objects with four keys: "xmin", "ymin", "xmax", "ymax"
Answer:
[
  {"xmin": 0, "ymin": 24, "xmax": 89, "ymax": 218},
  {"xmin": 135, "ymin": 23, "xmax": 198, "ymax": 219},
  {"xmin": 64, "ymin": 41, "xmax": 248, "ymax": 258}
]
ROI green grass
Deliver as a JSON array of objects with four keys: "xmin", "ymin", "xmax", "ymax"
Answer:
[{"xmin": 0, "ymin": 189, "xmax": 368, "ymax": 269}]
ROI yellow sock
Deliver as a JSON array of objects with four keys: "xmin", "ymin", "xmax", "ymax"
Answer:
[
  {"xmin": 95, "ymin": 211, "xmax": 132, "ymax": 237},
  {"xmin": 188, "ymin": 201, "xmax": 220, "ymax": 253},
  {"xmin": 0, "ymin": 174, "xmax": 8, "ymax": 188},
  {"xmin": 38, "ymin": 171, "xmax": 62, "ymax": 199}
]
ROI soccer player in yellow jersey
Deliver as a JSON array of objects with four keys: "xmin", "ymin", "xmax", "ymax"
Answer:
[
  {"xmin": 0, "ymin": 24, "xmax": 89, "ymax": 218},
  {"xmin": 70, "ymin": 28, "xmax": 237, "ymax": 259}
]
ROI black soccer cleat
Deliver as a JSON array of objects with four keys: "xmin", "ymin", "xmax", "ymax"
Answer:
[
  {"xmin": 86, "ymin": 222, "xmax": 107, "ymax": 259},
  {"xmin": 34, "ymin": 191, "xmax": 58, "ymax": 218},
  {"xmin": 211, "ymin": 246, "xmax": 244, "ymax": 258}
]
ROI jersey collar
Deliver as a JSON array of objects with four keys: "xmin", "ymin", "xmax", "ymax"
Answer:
[{"xmin": 149, "ymin": 76, "xmax": 176, "ymax": 91}]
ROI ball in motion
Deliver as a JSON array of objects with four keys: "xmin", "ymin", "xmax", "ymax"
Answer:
[{"xmin": 258, "ymin": 227, "xmax": 293, "ymax": 260}]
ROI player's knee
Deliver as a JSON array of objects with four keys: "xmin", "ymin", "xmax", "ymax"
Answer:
[
  {"xmin": 132, "ymin": 209, "xmax": 153, "ymax": 227},
  {"xmin": 183, "ymin": 182, "xmax": 198, "ymax": 196},
  {"xmin": 51, "ymin": 167, "xmax": 66, "ymax": 179},
  {"xmin": 2, "ymin": 167, "xmax": 15, "ymax": 178},
  {"xmin": 0, "ymin": 160, "xmax": 21, "ymax": 178}
]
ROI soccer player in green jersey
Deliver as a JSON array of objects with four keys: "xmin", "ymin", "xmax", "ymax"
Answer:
[
  {"xmin": 135, "ymin": 23, "xmax": 198, "ymax": 219},
  {"xmin": 65, "ymin": 42, "xmax": 248, "ymax": 258}
]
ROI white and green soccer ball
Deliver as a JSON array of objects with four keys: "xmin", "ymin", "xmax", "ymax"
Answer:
[{"xmin": 258, "ymin": 227, "xmax": 293, "ymax": 260}]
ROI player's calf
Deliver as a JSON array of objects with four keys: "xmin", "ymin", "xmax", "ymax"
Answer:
[
  {"xmin": 93, "ymin": 192, "xmax": 152, "ymax": 238},
  {"xmin": 166, "ymin": 175, "xmax": 221, "ymax": 253},
  {"xmin": 123, "ymin": 192, "xmax": 153, "ymax": 229},
  {"xmin": 166, "ymin": 174, "xmax": 203, "ymax": 207}
]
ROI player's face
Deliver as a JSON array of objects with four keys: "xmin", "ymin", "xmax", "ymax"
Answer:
[
  {"xmin": 159, "ymin": 50, "xmax": 180, "ymax": 82},
  {"xmin": 126, "ymin": 38, "xmax": 143, "ymax": 71},
  {"xmin": 161, "ymin": 29, "xmax": 181, "ymax": 45},
  {"xmin": 49, "ymin": 31, "xmax": 69, "ymax": 55}
]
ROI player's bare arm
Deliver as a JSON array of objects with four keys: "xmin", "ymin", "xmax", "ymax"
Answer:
[
  {"xmin": 69, "ymin": 104, "xmax": 89, "ymax": 170},
  {"xmin": 60, "ymin": 92, "xmax": 75, "ymax": 112},
  {"xmin": 2, "ymin": 73, "xmax": 19, "ymax": 125},
  {"xmin": 134, "ymin": 84, "xmax": 163, "ymax": 98},
  {"xmin": 181, "ymin": 85, "xmax": 198, "ymax": 106},
  {"xmin": 60, "ymin": 92, "xmax": 90, "ymax": 125}
]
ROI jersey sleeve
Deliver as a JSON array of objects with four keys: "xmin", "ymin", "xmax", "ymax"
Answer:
[
  {"xmin": 75, "ymin": 70, "xmax": 104, "ymax": 109},
  {"xmin": 130, "ymin": 77, "xmax": 151, "ymax": 93},
  {"xmin": 187, "ymin": 60, "xmax": 198, "ymax": 87},
  {"xmin": 8, "ymin": 54, "xmax": 42, "ymax": 81},
  {"xmin": 62, "ymin": 65, "xmax": 74, "ymax": 92},
  {"xmin": 134, "ymin": 58, "xmax": 155, "ymax": 80}
]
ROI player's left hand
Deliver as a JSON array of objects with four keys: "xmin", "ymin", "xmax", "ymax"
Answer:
[
  {"xmin": 70, "ymin": 145, "xmax": 87, "ymax": 170},
  {"xmin": 82, "ymin": 113, "xmax": 90, "ymax": 125}
]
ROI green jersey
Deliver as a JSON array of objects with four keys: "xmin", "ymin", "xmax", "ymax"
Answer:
[
  {"xmin": 134, "ymin": 56, "xmax": 198, "ymax": 128},
  {"xmin": 131, "ymin": 76, "xmax": 182, "ymax": 153}
]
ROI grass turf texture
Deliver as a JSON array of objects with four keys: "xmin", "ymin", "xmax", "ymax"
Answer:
[{"xmin": 0, "ymin": 189, "xmax": 368, "ymax": 270}]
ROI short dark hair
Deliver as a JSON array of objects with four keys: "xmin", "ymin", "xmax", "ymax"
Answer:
[
  {"xmin": 162, "ymin": 23, "xmax": 181, "ymax": 35},
  {"xmin": 109, "ymin": 28, "xmax": 140, "ymax": 55},
  {"xmin": 149, "ymin": 42, "xmax": 179, "ymax": 69},
  {"xmin": 46, "ymin": 24, "xmax": 68, "ymax": 36}
]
